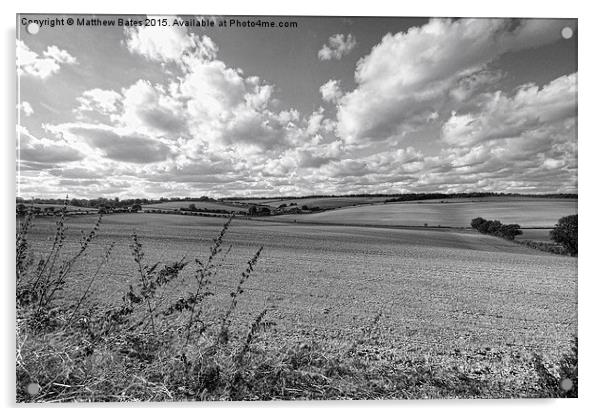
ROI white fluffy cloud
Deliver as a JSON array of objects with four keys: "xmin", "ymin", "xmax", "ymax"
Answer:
[
  {"xmin": 318, "ymin": 34, "xmax": 357, "ymax": 60},
  {"xmin": 336, "ymin": 18, "xmax": 574, "ymax": 144},
  {"xmin": 119, "ymin": 80, "xmax": 186, "ymax": 136},
  {"xmin": 17, "ymin": 40, "xmax": 77, "ymax": 79},
  {"xmin": 41, "ymin": 27, "xmax": 324, "ymax": 192},
  {"xmin": 442, "ymin": 73, "xmax": 577, "ymax": 146},
  {"xmin": 76, "ymin": 89, "xmax": 122, "ymax": 115},
  {"xmin": 17, "ymin": 101, "xmax": 34, "ymax": 117},
  {"xmin": 320, "ymin": 79, "xmax": 343, "ymax": 103},
  {"xmin": 43, "ymin": 45, "xmax": 77, "ymax": 64},
  {"xmin": 23, "ymin": 18, "xmax": 576, "ymax": 197},
  {"xmin": 125, "ymin": 17, "xmax": 217, "ymax": 65}
]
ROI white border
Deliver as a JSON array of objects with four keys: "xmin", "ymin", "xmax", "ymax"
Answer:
[{"xmin": 3, "ymin": 1, "xmax": 600, "ymax": 415}]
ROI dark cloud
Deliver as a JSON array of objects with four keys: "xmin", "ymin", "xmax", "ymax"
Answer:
[
  {"xmin": 19, "ymin": 129, "xmax": 84, "ymax": 165},
  {"xmin": 20, "ymin": 146, "xmax": 83, "ymax": 164},
  {"xmin": 69, "ymin": 126, "xmax": 172, "ymax": 163}
]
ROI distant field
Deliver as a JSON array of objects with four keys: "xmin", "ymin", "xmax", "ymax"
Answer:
[
  {"xmin": 227, "ymin": 196, "xmax": 391, "ymax": 210},
  {"xmin": 274, "ymin": 199, "xmax": 577, "ymax": 228},
  {"xmin": 142, "ymin": 200, "xmax": 246, "ymax": 213},
  {"xmin": 516, "ymin": 229, "xmax": 555, "ymax": 243},
  {"xmin": 24, "ymin": 213, "xmax": 577, "ymax": 361},
  {"xmin": 23, "ymin": 203, "xmax": 98, "ymax": 212}
]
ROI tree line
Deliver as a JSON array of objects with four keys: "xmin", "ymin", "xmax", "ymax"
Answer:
[
  {"xmin": 471, "ymin": 215, "xmax": 577, "ymax": 256},
  {"xmin": 224, "ymin": 192, "xmax": 577, "ymax": 202}
]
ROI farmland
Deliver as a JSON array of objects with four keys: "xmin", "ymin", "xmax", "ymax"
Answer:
[
  {"xmin": 226, "ymin": 196, "xmax": 392, "ymax": 210},
  {"xmin": 142, "ymin": 199, "xmax": 246, "ymax": 214},
  {"xmin": 17, "ymin": 197, "xmax": 578, "ymax": 400},
  {"xmin": 272, "ymin": 198, "xmax": 577, "ymax": 228},
  {"xmin": 23, "ymin": 213, "xmax": 577, "ymax": 359},
  {"xmin": 516, "ymin": 228, "xmax": 556, "ymax": 243},
  {"xmin": 18, "ymin": 203, "xmax": 98, "ymax": 213}
]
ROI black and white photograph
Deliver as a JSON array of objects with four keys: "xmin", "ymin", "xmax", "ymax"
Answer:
[{"xmin": 15, "ymin": 13, "xmax": 578, "ymax": 402}]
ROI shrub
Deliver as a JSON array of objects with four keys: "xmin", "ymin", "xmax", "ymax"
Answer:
[
  {"xmin": 470, "ymin": 217, "xmax": 486, "ymax": 230},
  {"xmin": 516, "ymin": 240, "xmax": 569, "ymax": 255},
  {"xmin": 470, "ymin": 217, "xmax": 523, "ymax": 240},
  {"xmin": 248, "ymin": 206, "xmax": 270, "ymax": 216},
  {"xmin": 550, "ymin": 215, "xmax": 577, "ymax": 256}
]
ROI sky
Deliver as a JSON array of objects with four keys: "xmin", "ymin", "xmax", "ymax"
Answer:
[{"xmin": 16, "ymin": 15, "xmax": 577, "ymax": 199}]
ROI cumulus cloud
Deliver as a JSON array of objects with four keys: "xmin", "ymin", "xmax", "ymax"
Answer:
[
  {"xmin": 17, "ymin": 125, "xmax": 84, "ymax": 164},
  {"xmin": 119, "ymin": 80, "xmax": 186, "ymax": 136},
  {"xmin": 124, "ymin": 17, "xmax": 217, "ymax": 65},
  {"xmin": 48, "ymin": 123, "xmax": 173, "ymax": 164},
  {"xmin": 177, "ymin": 59, "xmax": 304, "ymax": 153},
  {"xmin": 76, "ymin": 89, "xmax": 122, "ymax": 114},
  {"xmin": 336, "ymin": 18, "xmax": 574, "ymax": 144},
  {"xmin": 320, "ymin": 79, "xmax": 343, "ymax": 103},
  {"xmin": 58, "ymin": 32, "xmax": 315, "ymax": 188},
  {"xmin": 441, "ymin": 73, "xmax": 577, "ymax": 146},
  {"xmin": 17, "ymin": 101, "xmax": 34, "ymax": 117},
  {"xmin": 43, "ymin": 45, "xmax": 77, "ymax": 64},
  {"xmin": 24, "ymin": 18, "xmax": 576, "ymax": 197},
  {"xmin": 17, "ymin": 40, "xmax": 77, "ymax": 79},
  {"xmin": 318, "ymin": 34, "xmax": 357, "ymax": 60}
]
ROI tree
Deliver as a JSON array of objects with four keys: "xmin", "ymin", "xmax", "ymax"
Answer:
[
  {"xmin": 130, "ymin": 204, "xmax": 142, "ymax": 213},
  {"xmin": 485, "ymin": 220, "xmax": 502, "ymax": 235},
  {"xmin": 257, "ymin": 206, "xmax": 271, "ymax": 216},
  {"xmin": 470, "ymin": 217, "xmax": 486, "ymax": 230},
  {"xmin": 470, "ymin": 217, "xmax": 522, "ymax": 240},
  {"xmin": 499, "ymin": 224, "xmax": 522, "ymax": 240},
  {"xmin": 550, "ymin": 215, "xmax": 577, "ymax": 256},
  {"xmin": 248, "ymin": 205, "xmax": 270, "ymax": 216},
  {"xmin": 188, "ymin": 203, "xmax": 197, "ymax": 211}
]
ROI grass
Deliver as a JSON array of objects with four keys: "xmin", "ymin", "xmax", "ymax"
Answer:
[
  {"xmin": 515, "ymin": 229, "xmax": 555, "ymax": 243},
  {"xmin": 16, "ymin": 205, "xmax": 578, "ymax": 401}
]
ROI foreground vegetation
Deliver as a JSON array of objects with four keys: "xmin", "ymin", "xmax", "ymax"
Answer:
[{"xmin": 16, "ymin": 204, "xmax": 577, "ymax": 401}]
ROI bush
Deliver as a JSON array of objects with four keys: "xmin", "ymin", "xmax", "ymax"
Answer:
[
  {"xmin": 550, "ymin": 215, "xmax": 577, "ymax": 256},
  {"xmin": 470, "ymin": 217, "xmax": 486, "ymax": 229},
  {"xmin": 516, "ymin": 240, "xmax": 569, "ymax": 256},
  {"xmin": 470, "ymin": 217, "xmax": 523, "ymax": 240}
]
